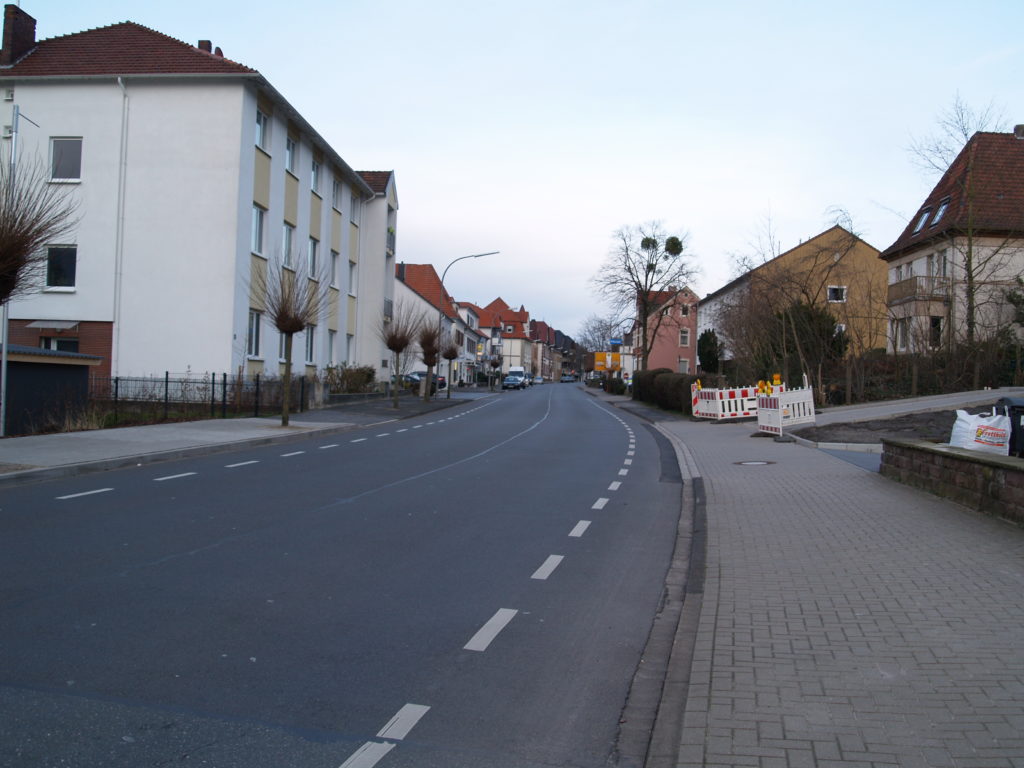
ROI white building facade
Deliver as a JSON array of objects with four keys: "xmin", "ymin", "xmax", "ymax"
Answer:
[{"xmin": 1, "ymin": 9, "xmax": 391, "ymax": 380}]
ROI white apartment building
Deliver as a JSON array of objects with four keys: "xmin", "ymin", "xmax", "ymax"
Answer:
[{"xmin": 1, "ymin": 7, "xmax": 394, "ymax": 379}]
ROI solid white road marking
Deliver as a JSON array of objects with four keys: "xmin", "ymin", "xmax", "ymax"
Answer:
[
  {"xmin": 592, "ymin": 498, "xmax": 609, "ymax": 510},
  {"xmin": 376, "ymin": 703, "xmax": 430, "ymax": 740},
  {"xmin": 153, "ymin": 472, "xmax": 196, "ymax": 482},
  {"xmin": 569, "ymin": 520, "xmax": 591, "ymax": 537},
  {"xmin": 281, "ymin": 451, "xmax": 305, "ymax": 457},
  {"xmin": 319, "ymin": 444, "xmax": 339, "ymax": 449},
  {"xmin": 608, "ymin": 481, "xmax": 621, "ymax": 491},
  {"xmin": 337, "ymin": 741, "xmax": 395, "ymax": 768},
  {"xmin": 531, "ymin": 555, "xmax": 564, "ymax": 580},
  {"xmin": 225, "ymin": 460, "xmax": 259, "ymax": 468},
  {"xmin": 56, "ymin": 488, "xmax": 113, "ymax": 500},
  {"xmin": 464, "ymin": 608, "xmax": 518, "ymax": 651}
]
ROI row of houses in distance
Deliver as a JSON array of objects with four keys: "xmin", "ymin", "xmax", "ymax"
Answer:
[
  {"xmin": 396, "ymin": 262, "xmax": 580, "ymax": 385},
  {"xmin": 0, "ymin": 6, "xmax": 577, "ymax": 387},
  {"xmin": 621, "ymin": 127, "xmax": 1024, "ymax": 380}
]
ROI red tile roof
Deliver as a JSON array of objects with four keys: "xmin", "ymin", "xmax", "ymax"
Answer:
[
  {"xmin": 397, "ymin": 263, "xmax": 458, "ymax": 320},
  {"xmin": 460, "ymin": 302, "xmax": 500, "ymax": 328},
  {"xmin": 1, "ymin": 21, "xmax": 258, "ymax": 77},
  {"xmin": 881, "ymin": 131, "xmax": 1024, "ymax": 260},
  {"xmin": 358, "ymin": 171, "xmax": 392, "ymax": 195}
]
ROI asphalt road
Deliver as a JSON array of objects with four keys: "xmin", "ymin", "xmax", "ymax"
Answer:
[{"xmin": 0, "ymin": 384, "xmax": 683, "ymax": 767}]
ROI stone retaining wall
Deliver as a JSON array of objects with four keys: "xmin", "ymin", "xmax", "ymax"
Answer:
[{"xmin": 881, "ymin": 439, "xmax": 1024, "ymax": 525}]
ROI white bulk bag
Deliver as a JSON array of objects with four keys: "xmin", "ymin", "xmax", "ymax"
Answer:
[{"xmin": 949, "ymin": 408, "xmax": 1011, "ymax": 455}]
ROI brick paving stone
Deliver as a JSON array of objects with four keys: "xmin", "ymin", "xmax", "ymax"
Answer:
[{"xmin": 662, "ymin": 418, "xmax": 1024, "ymax": 767}]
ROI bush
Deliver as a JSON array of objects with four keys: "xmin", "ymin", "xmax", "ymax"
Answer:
[
  {"xmin": 652, "ymin": 372, "xmax": 698, "ymax": 414},
  {"xmin": 325, "ymin": 364, "xmax": 376, "ymax": 393},
  {"xmin": 632, "ymin": 368, "xmax": 671, "ymax": 403},
  {"xmin": 606, "ymin": 377, "xmax": 627, "ymax": 395}
]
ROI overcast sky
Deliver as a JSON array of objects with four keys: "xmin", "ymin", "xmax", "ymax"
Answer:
[{"xmin": 34, "ymin": 1, "xmax": 1024, "ymax": 337}]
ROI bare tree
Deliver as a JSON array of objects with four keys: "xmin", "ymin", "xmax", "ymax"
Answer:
[
  {"xmin": 908, "ymin": 94, "xmax": 1007, "ymax": 177},
  {"xmin": 378, "ymin": 299, "xmax": 423, "ymax": 409},
  {"xmin": 591, "ymin": 221, "xmax": 696, "ymax": 369},
  {"xmin": 252, "ymin": 253, "xmax": 330, "ymax": 426},
  {"xmin": 577, "ymin": 313, "xmax": 625, "ymax": 353},
  {"xmin": 417, "ymin": 323, "xmax": 440, "ymax": 402},
  {"xmin": 441, "ymin": 335, "xmax": 460, "ymax": 399},
  {"xmin": 0, "ymin": 157, "xmax": 78, "ymax": 305}
]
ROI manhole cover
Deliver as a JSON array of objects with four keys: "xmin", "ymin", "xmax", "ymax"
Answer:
[{"xmin": 734, "ymin": 460, "xmax": 775, "ymax": 466}]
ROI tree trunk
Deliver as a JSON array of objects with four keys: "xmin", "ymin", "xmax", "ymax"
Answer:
[
  {"xmin": 281, "ymin": 333, "xmax": 293, "ymax": 427},
  {"xmin": 392, "ymin": 351, "xmax": 401, "ymax": 409}
]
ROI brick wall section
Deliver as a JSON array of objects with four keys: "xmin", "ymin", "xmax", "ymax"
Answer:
[
  {"xmin": 9, "ymin": 320, "xmax": 113, "ymax": 378},
  {"xmin": 881, "ymin": 438, "xmax": 1024, "ymax": 525}
]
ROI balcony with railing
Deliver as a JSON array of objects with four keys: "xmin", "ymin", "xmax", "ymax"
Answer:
[{"xmin": 887, "ymin": 275, "xmax": 950, "ymax": 306}]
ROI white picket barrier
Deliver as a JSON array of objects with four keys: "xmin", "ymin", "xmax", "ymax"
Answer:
[
  {"xmin": 757, "ymin": 387, "xmax": 816, "ymax": 435},
  {"xmin": 691, "ymin": 383, "xmax": 782, "ymax": 420}
]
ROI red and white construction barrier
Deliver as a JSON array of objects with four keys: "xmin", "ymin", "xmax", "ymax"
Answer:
[
  {"xmin": 757, "ymin": 385, "xmax": 816, "ymax": 435},
  {"xmin": 691, "ymin": 383, "xmax": 782, "ymax": 420}
]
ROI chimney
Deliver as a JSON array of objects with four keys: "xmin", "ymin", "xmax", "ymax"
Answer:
[
  {"xmin": 397, "ymin": 262, "xmax": 406, "ymax": 282},
  {"xmin": 1, "ymin": 4, "xmax": 37, "ymax": 66},
  {"xmin": 198, "ymin": 40, "xmax": 212, "ymax": 52},
  {"xmin": 1014, "ymin": 124, "xmax": 1024, "ymax": 140},
  {"xmin": 214, "ymin": 46, "xmax": 223, "ymax": 57}
]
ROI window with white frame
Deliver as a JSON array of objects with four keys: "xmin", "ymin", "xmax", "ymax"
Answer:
[
  {"xmin": 305, "ymin": 325, "xmax": 315, "ymax": 363},
  {"xmin": 40, "ymin": 336, "xmax": 79, "ymax": 352},
  {"xmin": 279, "ymin": 332, "xmax": 287, "ymax": 361},
  {"xmin": 282, "ymin": 223, "xmax": 295, "ymax": 268},
  {"xmin": 894, "ymin": 264, "xmax": 903, "ymax": 282},
  {"xmin": 50, "ymin": 138, "xmax": 82, "ymax": 181},
  {"xmin": 348, "ymin": 260, "xmax": 357, "ymax": 296},
  {"xmin": 349, "ymin": 193, "xmax": 361, "ymax": 226},
  {"xmin": 931, "ymin": 198, "xmax": 950, "ymax": 227},
  {"xmin": 46, "ymin": 246, "xmax": 77, "ymax": 288},
  {"xmin": 247, "ymin": 309, "xmax": 262, "ymax": 357},
  {"xmin": 332, "ymin": 178, "xmax": 342, "ymax": 209},
  {"xmin": 935, "ymin": 248, "xmax": 947, "ymax": 277},
  {"xmin": 255, "ymin": 110, "xmax": 270, "ymax": 150},
  {"xmin": 835, "ymin": 323, "xmax": 847, "ymax": 336},
  {"xmin": 307, "ymin": 237, "xmax": 318, "ymax": 277},
  {"xmin": 328, "ymin": 329, "xmax": 336, "ymax": 366},
  {"xmin": 285, "ymin": 137, "xmax": 297, "ymax": 174},
  {"xmin": 678, "ymin": 328, "xmax": 690, "ymax": 347},
  {"xmin": 894, "ymin": 317, "xmax": 909, "ymax": 352},
  {"xmin": 251, "ymin": 205, "xmax": 265, "ymax": 255},
  {"xmin": 912, "ymin": 208, "xmax": 931, "ymax": 234},
  {"xmin": 827, "ymin": 285, "xmax": 847, "ymax": 303},
  {"xmin": 679, "ymin": 304, "xmax": 689, "ymax": 316},
  {"xmin": 311, "ymin": 159, "xmax": 321, "ymax": 193},
  {"xmin": 330, "ymin": 250, "xmax": 339, "ymax": 286}
]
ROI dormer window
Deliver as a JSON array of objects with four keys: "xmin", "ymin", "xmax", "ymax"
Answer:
[
  {"xmin": 930, "ymin": 198, "xmax": 950, "ymax": 226},
  {"xmin": 912, "ymin": 208, "xmax": 931, "ymax": 234}
]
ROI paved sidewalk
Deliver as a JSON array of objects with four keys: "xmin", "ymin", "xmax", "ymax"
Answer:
[{"xmin": 591, "ymin": 388, "xmax": 1024, "ymax": 768}]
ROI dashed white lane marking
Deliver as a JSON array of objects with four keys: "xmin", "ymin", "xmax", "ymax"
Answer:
[
  {"xmin": 531, "ymin": 555, "xmax": 564, "ymax": 580},
  {"xmin": 375, "ymin": 433, "xmax": 390, "ymax": 438},
  {"xmin": 619, "ymin": 469, "xmax": 629, "ymax": 476},
  {"xmin": 281, "ymin": 451, "xmax": 305, "ymax": 457},
  {"xmin": 569, "ymin": 520, "xmax": 591, "ymax": 537},
  {"xmin": 154, "ymin": 472, "xmax": 197, "ymax": 482},
  {"xmin": 623, "ymin": 458, "xmax": 633, "ymax": 465},
  {"xmin": 413, "ymin": 425, "xmax": 423, "ymax": 429},
  {"xmin": 319, "ymin": 444, "xmax": 339, "ymax": 449},
  {"xmin": 56, "ymin": 488, "xmax": 113, "ymax": 500},
  {"xmin": 396, "ymin": 429, "xmax": 408, "ymax": 433},
  {"xmin": 351, "ymin": 438, "xmax": 367, "ymax": 443},
  {"xmin": 338, "ymin": 703, "xmax": 429, "ymax": 768},
  {"xmin": 464, "ymin": 608, "xmax": 518, "ymax": 652},
  {"xmin": 592, "ymin": 497, "xmax": 609, "ymax": 510},
  {"xmin": 627, "ymin": 450, "xmax": 635, "ymax": 456},
  {"xmin": 338, "ymin": 740, "xmax": 394, "ymax": 768},
  {"xmin": 376, "ymin": 703, "xmax": 430, "ymax": 740},
  {"xmin": 608, "ymin": 481, "xmax": 621, "ymax": 491},
  {"xmin": 226, "ymin": 460, "xmax": 259, "ymax": 468}
]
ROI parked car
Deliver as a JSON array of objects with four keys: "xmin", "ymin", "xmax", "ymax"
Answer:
[
  {"xmin": 534, "ymin": 376, "xmax": 544, "ymax": 385},
  {"xmin": 560, "ymin": 374, "xmax": 575, "ymax": 383},
  {"xmin": 502, "ymin": 374, "xmax": 525, "ymax": 390}
]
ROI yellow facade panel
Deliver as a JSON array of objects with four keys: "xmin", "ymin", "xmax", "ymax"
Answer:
[
  {"xmin": 284, "ymin": 174, "xmax": 298, "ymax": 225},
  {"xmin": 253, "ymin": 149, "xmax": 270, "ymax": 210},
  {"xmin": 309, "ymin": 193, "xmax": 322, "ymax": 237}
]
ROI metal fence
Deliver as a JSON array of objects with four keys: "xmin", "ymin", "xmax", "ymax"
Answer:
[{"xmin": 88, "ymin": 372, "xmax": 312, "ymax": 420}]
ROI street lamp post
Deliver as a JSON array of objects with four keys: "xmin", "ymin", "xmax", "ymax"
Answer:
[{"xmin": 437, "ymin": 251, "xmax": 498, "ymax": 398}]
